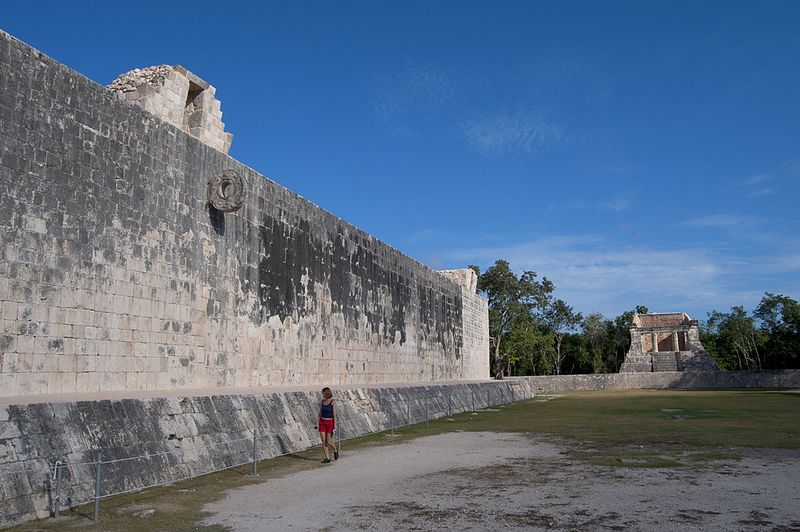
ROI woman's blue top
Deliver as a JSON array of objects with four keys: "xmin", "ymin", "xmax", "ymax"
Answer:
[{"xmin": 321, "ymin": 401, "xmax": 334, "ymax": 419}]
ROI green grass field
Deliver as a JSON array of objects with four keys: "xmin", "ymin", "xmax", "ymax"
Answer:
[
  {"xmin": 436, "ymin": 388, "xmax": 800, "ymax": 449},
  {"xmin": 6, "ymin": 388, "xmax": 799, "ymax": 532}
]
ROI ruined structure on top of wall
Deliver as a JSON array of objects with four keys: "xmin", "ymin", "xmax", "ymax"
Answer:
[
  {"xmin": 439, "ymin": 269, "xmax": 478, "ymax": 293},
  {"xmin": 107, "ymin": 65, "xmax": 233, "ymax": 154},
  {"xmin": 620, "ymin": 313, "xmax": 719, "ymax": 372},
  {"xmin": 0, "ymin": 30, "xmax": 490, "ymax": 398}
]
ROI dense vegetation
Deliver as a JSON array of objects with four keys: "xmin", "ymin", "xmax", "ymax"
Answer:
[{"xmin": 471, "ymin": 260, "xmax": 800, "ymax": 377}]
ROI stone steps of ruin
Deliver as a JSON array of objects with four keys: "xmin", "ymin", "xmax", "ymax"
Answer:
[{"xmin": 653, "ymin": 353, "xmax": 679, "ymax": 372}]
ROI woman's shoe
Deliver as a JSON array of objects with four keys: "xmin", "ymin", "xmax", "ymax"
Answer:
[
  {"xmin": 322, "ymin": 458, "xmax": 331, "ymax": 463},
  {"xmin": 334, "ymin": 451, "xmax": 339, "ymax": 460}
]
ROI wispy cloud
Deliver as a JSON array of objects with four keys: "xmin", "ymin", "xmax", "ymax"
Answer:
[
  {"xmin": 434, "ymin": 233, "xmax": 800, "ymax": 319},
  {"xmin": 675, "ymin": 214, "xmax": 788, "ymax": 246},
  {"xmin": 546, "ymin": 192, "xmax": 637, "ymax": 214},
  {"xmin": 733, "ymin": 162, "xmax": 800, "ymax": 196},
  {"xmin": 678, "ymin": 214, "xmax": 748, "ymax": 228},
  {"xmin": 370, "ymin": 64, "xmax": 463, "ymax": 133},
  {"xmin": 737, "ymin": 173, "xmax": 771, "ymax": 187},
  {"xmin": 368, "ymin": 51, "xmax": 609, "ymax": 156},
  {"xmin": 783, "ymin": 161, "xmax": 800, "ymax": 173},
  {"xmin": 733, "ymin": 173, "xmax": 776, "ymax": 197},
  {"xmin": 461, "ymin": 106, "xmax": 573, "ymax": 155}
]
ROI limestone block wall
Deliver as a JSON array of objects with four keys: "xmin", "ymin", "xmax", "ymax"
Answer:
[
  {"xmin": 2, "ymin": 370, "xmax": 798, "ymax": 526},
  {"xmin": 107, "ymin": 65, "xmax": 233, "ymax": 154},
  {"xmin": 512, "ymin": 370, "xmax": 800, "ymax": 394},
  {"xmin": 0, "ymin": 30, "xmax": 489, "ymax": 398},
  {"xmin": 0, "ymin": 381, "xmax": 519, "ymax": 526},
  {"xmin": 439, "ymin": 269, "xmax": 489, "ymax": 379}
]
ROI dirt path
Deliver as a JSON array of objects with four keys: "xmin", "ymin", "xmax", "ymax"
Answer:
[{"xmin": 202, "ymin": 432, "xmax": 800, "ymax": 531}]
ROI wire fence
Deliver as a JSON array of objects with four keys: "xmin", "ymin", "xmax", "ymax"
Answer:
[{"xmin": 6, "ymin": 383, "xmax": 520, "ymax": 523}]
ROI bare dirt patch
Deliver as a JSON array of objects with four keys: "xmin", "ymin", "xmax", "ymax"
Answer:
[{"xmin": 202, "ymin": 432, "xmax": 800, "ymax": 531}]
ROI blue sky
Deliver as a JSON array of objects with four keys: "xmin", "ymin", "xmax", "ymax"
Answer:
[{"xmin": 3, "ymin": 1, "xmax": 799, "ymax": 322}]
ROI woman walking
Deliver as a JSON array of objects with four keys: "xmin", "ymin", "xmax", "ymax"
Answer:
[{"xmin": 317, "ymin": 387, "xmax": 338, "ymax": 463}]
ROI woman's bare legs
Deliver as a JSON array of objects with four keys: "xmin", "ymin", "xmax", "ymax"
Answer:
[
  {"xmin": 325, "ymin": 432, "xmax": 337, "ymax": 457},
  {"xmin": 320, "ymin": 430, "xmax": 330, "ymax": 460}
]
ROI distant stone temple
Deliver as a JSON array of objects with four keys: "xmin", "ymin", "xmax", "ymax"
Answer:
[{"xmin": 620, "ymin": 313, "xmax": 719, "ymax": 372}]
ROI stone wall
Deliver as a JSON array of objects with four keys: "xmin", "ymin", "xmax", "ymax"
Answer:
[
  {"xmin": 0, "ymin": 381, "xmax": 518, "ymax": 526},
  {"xmin": 0, "ymin": 30, "xmax": 489, "ymax": 398},
  {"xmin": 512, "ymin": 369, "xmax": 800, "ymax": 394},
  {"xmin": 107, "ymin": 65, "xmax": 233, "ymax": 155},
  {"xmin": 2, "ymin": 370, "xmax": 798, "ymax": 526}
]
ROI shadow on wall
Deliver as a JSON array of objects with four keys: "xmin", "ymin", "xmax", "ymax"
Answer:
[{"xmin": 209, "ymin": 205, "xmax": 225, "ymax": 235}]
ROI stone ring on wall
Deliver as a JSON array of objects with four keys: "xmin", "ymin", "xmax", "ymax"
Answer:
[{"xmin": 208, "ymin": 170, "xmax": 247, "ymax": 212}]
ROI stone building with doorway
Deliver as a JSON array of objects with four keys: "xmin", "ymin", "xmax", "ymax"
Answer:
[{"xmin": 620, "ymin": 313, "xmax": 719, "ymax": 372}]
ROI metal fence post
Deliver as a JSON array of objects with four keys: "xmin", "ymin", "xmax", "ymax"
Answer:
[
  {"xmin": 390, "ymin": 411, "xmax": 394, "ymax": 436},
  {"xmin": 407, "ymin": 403, "xmax": 411, "ymax": 427},
  {"xmin": 487, "ymin": 387, "xmax": 491, "ymax": 408},
  {"xmin": 447, "ymin": 389, "xmax": 452, "ymax": 416},
  {"xmin": 471, "ymin": 389, "xmax": 475, "ymax": 412},
  {"xmin": 54, "ymin": 454, "xmax": 63, "ymax": 518},
  {"xmin": 93, "ymin": 452, "xmax": 102, "ymax": 521},
  {"xmin": 252, "ymin": 429, "xmax": 258, "ymax": 476},
  {"xmin": 425, "ymin": 394, "xmax": 429, "ymax": 428}
]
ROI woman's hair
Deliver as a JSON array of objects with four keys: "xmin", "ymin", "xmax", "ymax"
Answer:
[{"xmin": 322, "ymin": 387, "xmax": 332, "ymax": 399}]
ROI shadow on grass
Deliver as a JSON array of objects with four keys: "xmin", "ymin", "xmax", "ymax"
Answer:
[{"xmin": 283, "ymin": 453, "xmax": 320, "ymax": 462}]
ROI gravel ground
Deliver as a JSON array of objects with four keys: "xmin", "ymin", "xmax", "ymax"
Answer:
[{"xmin": 203, "ymin": 432, "xmax": 800, "ymax": 532}]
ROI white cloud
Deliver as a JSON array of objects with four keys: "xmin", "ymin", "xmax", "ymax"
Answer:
[
  {"xmin": 737, "ymin": 173, "xmax": 771, "ymax": 187},
  {"xmin": 368, "ymin": 57, "xmax": 594, "ymax": 156},
  {"xmin": 547, "ymin": 194, "xmax": 636, "ymax": 214},
  {"xmin": 747, "ymin": 187, "xmax": 776, "ymax": 197},
  {"xmin": 461, "ymin": 106, "xmax": 573, "ymax": 155},
  {"xmin": 370, "ymin": 64, "xmax": 463, "ymax": 128},
  {"xmin": 676, "ymin": 214, "xmax": 792, "ymax": 247},
  {"xmin": 438, "ymin": 233, "xmax": 800, "ymax": 320},
  {"xmin": 678, "ymin": 214, "xmax": 747, "ymax": 228}
]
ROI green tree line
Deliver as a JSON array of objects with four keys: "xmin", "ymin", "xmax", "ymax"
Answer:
[{"xmin": 471, "ymin": 260, "xmax": 799, "ymax": 378}]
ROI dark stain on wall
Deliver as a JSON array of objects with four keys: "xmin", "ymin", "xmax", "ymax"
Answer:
[{"xmin": 252, "ymin": 212, "xmax": 462, "ymax": 353}]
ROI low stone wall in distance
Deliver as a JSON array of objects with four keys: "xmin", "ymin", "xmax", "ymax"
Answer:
[
  {"xmin": 513, "ymin": 369, "xmax": 800, "ymax": 394},
  {"xmin": 2, "ymin": 369, "xmax": 799, "ymax": 527}
]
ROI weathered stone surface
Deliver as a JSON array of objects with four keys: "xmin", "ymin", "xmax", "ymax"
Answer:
[
  {"xmin": 2, "ymin": 371, "xmax": 800, "ymax": 526},
  {"xmin": 620, "ymin": 313, "xmax": 719, "ymax": 372},
  {"xmin": 0, "ymin": 30, "xmax": 489, "ymax": 398},
  {"xmin": 0, "ymin": 381, "xmax": 510, "ymax": 526},
  {"xmin": 107, "ymin": 65, "xmax": 233, "ymax": 154}
]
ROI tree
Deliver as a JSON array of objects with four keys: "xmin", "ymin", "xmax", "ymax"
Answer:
[
  {"xmin": 582, "ymin": 313, "xmax": 607, "ymax": 373},
  {"xmin": 560, "ymin": 333, "xmax": 592, "ymax": 374},
  {"xmin": 544, "ymin": 299, "xmax": 583, "ymax": 375},
  {"xmin": 502, "ymin": 313, "xmax": 553, "ymax": 376},
  {"xmin": 603, "ymin": 310, "xmax": 635, "ymax": 373},
  {"xmin": 703, "ymin": 307, "xmax": 764, "ymax": 370},
  {"xmin": 754, "ymin": 293, "xmax": 800, "ymax": 369},
  {"xmin": 472, "ymin": 260, "xmax": 554, "ymax": 379}
]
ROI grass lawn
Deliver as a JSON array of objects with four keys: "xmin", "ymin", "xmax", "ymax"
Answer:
[
  {"xmin": 436, "ymin": 388, "xmax": 800, "ymax": 449},
  {"xmin": 5, "ymin": 388, "xmax": 799, "ymax": 532}
]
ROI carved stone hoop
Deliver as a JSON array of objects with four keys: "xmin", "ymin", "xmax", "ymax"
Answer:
[{"xmin": 208, "ymin": 170, "xmax": 246, "ymax": 212}]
